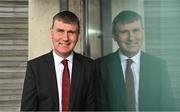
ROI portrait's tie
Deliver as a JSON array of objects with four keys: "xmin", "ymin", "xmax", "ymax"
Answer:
[
  {"xmin": 61, "ymin": 59, "xmax": 70, "ymax": 111},
  {"xmin": 125, "ymin": 59, "xmax": 136, "ymax": 110}
]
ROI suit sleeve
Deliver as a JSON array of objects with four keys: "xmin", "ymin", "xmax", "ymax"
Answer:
[
  {"xmin": 161, "ymin": 60, "xmax": 176, "ymax": 110},
  {"xmin": 94, "ymin": 59, "xmax": 108, "ymax": 110},
  {"xmin": 84, "ymin": 61, "xmax": 96, "ymax": 110},
  {"xmin": 21, "ymin": 61, "xmax": 38, "ymax": 111}
]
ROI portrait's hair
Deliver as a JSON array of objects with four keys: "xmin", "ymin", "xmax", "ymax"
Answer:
[
  {"xmin": 112, "ymin": 10, "xmax": 143, "ymax": 35},
  {"xmin": 52, "ymin": 11, "xmax": 80, "ymax": 34}
]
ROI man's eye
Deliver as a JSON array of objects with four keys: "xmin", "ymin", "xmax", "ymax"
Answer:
[
  {"xmin": 57, "ymin": 29, "xmax": 64, "ymax": 33},
  {"xmin": 133, "ymin": 29, "xmax": 140, "ymax": 32},
  {"xmin": 119, "ymin": 31, "xmax": 129, "ymax": 35},
  {"xmin": 120, "ymin": 31, "xmax": 128, "ymax": 34},
  {"xmin": 68, "ymin": 31, "xmax": 77, "ymax": 34}
]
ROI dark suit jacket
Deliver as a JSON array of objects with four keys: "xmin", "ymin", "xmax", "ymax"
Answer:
[
  {"xmin": 21, "ymin": 51, "xmax": 95, "ymax": 111},
  {"xmin": 95, "ymin": 50, "xmax": 175, "ymax": 111}
]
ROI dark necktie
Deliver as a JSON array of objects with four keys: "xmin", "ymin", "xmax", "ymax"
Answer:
[
  {"xmin": 125, "ymin": 59, "xmax": 136, "ymax": 110},
  {"xmin": 61, "ymin": 59, "xmax": 70, "ymax": 111}
]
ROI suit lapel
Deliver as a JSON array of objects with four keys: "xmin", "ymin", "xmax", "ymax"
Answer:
[
  {"xmin": 109, "ymin": 51, "xmax": 126, "ymax": 94},
  {"xmin": 106, "ymin": 51, "xmax": 127, "ymax": 109},
  {"xmin": 139, "ymin": 52, "xmax": 152, "ymax": 110},
  {"xmin": 69, "ymin": 52, "xmax": 82, "ymax": 109},
  {"xmin": 45, "ymin": 51, "xmax": 59, "ymax": 110}
]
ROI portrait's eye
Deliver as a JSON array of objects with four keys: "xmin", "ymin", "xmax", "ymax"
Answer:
[{"xmin": 133, "ymin": 28, "xmax": 140, "ymax": 33}]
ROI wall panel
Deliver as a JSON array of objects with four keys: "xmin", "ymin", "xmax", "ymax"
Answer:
[{"xmin": 0, "ymin": 0, "xmax": 28, "ymax": 111}]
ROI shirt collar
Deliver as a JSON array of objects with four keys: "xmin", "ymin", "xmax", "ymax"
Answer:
[
  {"xmin": 118, "ymin": 49, "xmax": 141, "ymax": 65},
  {"xmin": 53, "ymin": 50, "xmax": 73, "ymax": 64}
]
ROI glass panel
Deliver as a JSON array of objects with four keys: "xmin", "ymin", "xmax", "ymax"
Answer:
[
  {"xmin": 86, "ymin": 0, "xmax": 102, "ymax": 59},
  {"xmin": 86, "ymin": 0, "xmax": 180, "ymax": 110},
  {"xmin": 144, "ymin": 0, "xmax": 180, "ymax": 109}
]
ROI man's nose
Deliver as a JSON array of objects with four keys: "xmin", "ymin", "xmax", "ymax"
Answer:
[
  {"xmin": 128, "ymin": 31, "xmax": 134, "ymax": 40},
  {"xmin": 62, "ymin": 32, "xmax": 69, "ymax": 41}
]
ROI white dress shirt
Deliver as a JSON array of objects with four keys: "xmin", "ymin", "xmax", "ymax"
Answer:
[
  {"xmin": 118, "ymin": 49, "xmax": 141, "ymax": 110},
  {"xmin": 53, "ymin": 50, "xmax": 73, "ymax": 111}
]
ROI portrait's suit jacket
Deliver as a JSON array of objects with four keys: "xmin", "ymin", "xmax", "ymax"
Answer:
[
  {"xmin": 95, "ymin": 50, "xmax": 175, "ymax": 111},
  {"xmin": 21, "ymin": 51, "xmax": 95, "ymax": 111}
]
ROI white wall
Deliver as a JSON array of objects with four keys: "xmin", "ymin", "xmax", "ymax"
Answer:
[{"xmin": 29, "ymin": 0, "xmax": 59, "ymax": 59}]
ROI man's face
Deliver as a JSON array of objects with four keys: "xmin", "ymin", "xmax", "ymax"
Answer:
[
  {"xmin": 50, "ymin": 20, "xmax": 79, "ymax": 58},
  {"xmin": 114, "ymin": 20, "xmax": 144, "ymax": 57}
]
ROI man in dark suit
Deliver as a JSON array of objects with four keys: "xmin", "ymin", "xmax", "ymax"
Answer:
[
  {"xmin": 95, "ymin": 10, "xmax": 175, "ymax": 111},
  {"xmin": 21, "ymin": 11, "xmax": 95, "ymax": 111}
]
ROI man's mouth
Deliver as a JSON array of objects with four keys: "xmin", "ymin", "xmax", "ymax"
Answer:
[
  {"xmin": 126, "ymin": 42, "xmax": 138, "ymax": 46},
  {"xmin": 59, "ymin": 42, "xmax": 70, "ymax": 46}
]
